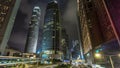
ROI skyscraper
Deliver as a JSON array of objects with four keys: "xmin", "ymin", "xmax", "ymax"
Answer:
[
  {"xmin": 0, "ymin": 0, "xmax": 21, "ymax": 55},
  {"xmin": 104, "ymin": 0, "xmax": 120, "ymax": 43},
  {"xmin": 92, "ymin": 0, "xmax": 116, "ymax": 42},
  {"xmin": 41, "ymin": 0, "xmax": 62, "ymax": 59},
  {"xmin": 77, "ymin": 0, "xmax": 119, "ymax": 66},
  {"xmin": 25, "ymin": 6, "xmax": 41, "ymax": 53},
  {"xmin": 77, "ymin": 0, "xmax": 103, "ymax": 65},
  {"xmin": 61, "ymin": 28, "xmax": 69, "ymax": 60},
  {"xmin": 72, "ymin": 40, "xmax": 80, "ymax": 59},
  {"xmin": 92, "ymin": 0, "xmax": 120, "ymax": 67}
]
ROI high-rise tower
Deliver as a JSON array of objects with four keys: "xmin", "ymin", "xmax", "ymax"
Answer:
[
  {"xmin": 77, "ymin": 0, "xmax": 119, "ymax": 66},
  {"xmin": 41, "ymin": 0, "xmax": 62, "ymax": 59},
  {"xmin": 61, "ymin": 28, "xmax": 69, "ymax": 60},
  {"xmin": 0, "ymin": 0, "xmax": 21, "ymax": 55},
  {"xmin": 25, "ymin": 6, "xmax": 41, "ymax": 53},
  {"xmin": 77, "ymin": 0, "xmax": 107, "ymax": 65}
]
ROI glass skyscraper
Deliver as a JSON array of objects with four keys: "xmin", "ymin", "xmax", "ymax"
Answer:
[
  {"xmin": 25, "ymin": 6, "xmax": 41, "ymax": 53},
  {"xmin": 42, "ymin": 0, "xmax": 62, "ymax": 59}
]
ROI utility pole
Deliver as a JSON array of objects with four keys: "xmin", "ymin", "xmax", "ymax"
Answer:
[{"xmin": 109, "ymin": 56, "xmax": 114, "ymax": 68}]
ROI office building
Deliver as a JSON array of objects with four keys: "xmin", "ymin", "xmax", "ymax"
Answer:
[
  {"xmin": 25, "ymin": 6, "xmax": 41, "ymax": 53},
  {"xmin": 41, "ymin": 0, "xmax": 62, "ymax": 60},
  {"xmin": 104, "ymin": 0, "xmax": 120, "ymax": 42},
  {"xmin": 71, "ymin": 40, "xmax": 81, "ymax": 59},
  {"xmin": 0, "ymin": 0, "xmax": 21, "ymax": 55},
  {"xmin": 77, "ymin": 0, "xmax": 103, "ymax": 65},
  {"xmin": 77, "ymin": 0, "xmax": 119, "ymax": 65},
  {"xmin": 92, "ymin": 0, "xmax": 120, "ymax": 67},
  {"xmin": 61, "ymin": 28, "xmax": 69, "ymax": 60}
]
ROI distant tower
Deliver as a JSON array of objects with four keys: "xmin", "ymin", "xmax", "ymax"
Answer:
[
  {"xmin": 72, "ymin": 40, "xmax": 80, "ymax": 59},
  {"xmin": 41, "ymin": 0, "xmax": 62, "ymax": 59},
  {"xmin": 61, "ymin": 28, "xmax": 69, "ymax": 60},
  {"xmin": 25, "ymin": 6, "xmax": 41, "ymax": 53},
  {"xmin": 0, "ymin": 0, "xmax": 21, "ymax": 55}
]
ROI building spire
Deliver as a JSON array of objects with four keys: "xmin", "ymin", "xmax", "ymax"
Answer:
[{"xmin": 53, "ymin": 0, "xmax": 57, "ymax": 3}]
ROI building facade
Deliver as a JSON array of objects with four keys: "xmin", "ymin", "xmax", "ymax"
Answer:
[
  {"xmin": 72, "ymin": 40, "xmax": 81, "ymax": 59},
  {"xmin": 78, "ymin": 0, "xmax": 119, "ymax": 66},
  {"xmin": 93, "ymin": 0, "xmax": 116, "ymax": 42},
  {"xmin": 101, "ymin": 0, "xmax": 120, "ymax": 45},
  {"xmin": 25, "ymin": 6, "xmax": 41, "ymax": 53},
  {"xmin": 77, "ymin": 0, "xmax": 103, "ymax": 65},
  {"xmin": 92, "ymin": 0, "xmax": 120, "ymax": 67},
  {"xmin": 0, "ymin": 0, "xmax": 21, "ymax": 55},
  {"xmin": 61, "ymin": 28, "xmax": 69, "ymax": 60},
  {"xmin": 41, "ymin": 0, "xmax": 62, "ymax": 60}
]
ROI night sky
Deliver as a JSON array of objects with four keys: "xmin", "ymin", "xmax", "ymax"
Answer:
[{"xmin": 8, "ymin": 0, "xmax": 79, "ymax": 52}]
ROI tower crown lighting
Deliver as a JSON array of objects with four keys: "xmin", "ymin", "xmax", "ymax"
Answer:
[
  {"xmin": 54, "ymin": 0, "xmax": 58, "ymax": 3},
  {"xmin": 33, "ymin": 6, "xmax": 41, "ymax": 15}
]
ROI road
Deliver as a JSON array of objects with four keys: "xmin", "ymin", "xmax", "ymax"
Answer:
[
  {"xmin": 38, "ymin": 64, "xmax": 58, "ymax": 68},
  {"xmin": 0, "ymin": 64, "xmax": 58, "ymax": 68},
  {"xmin": 71, "ymin": 64, "xmax": 92, "ymax": 68}
]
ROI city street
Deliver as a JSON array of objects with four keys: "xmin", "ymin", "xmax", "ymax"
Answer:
[
  {"xmin": 1, "ymin": 64, "xmax": 58, "ymax": 68},
  {"xmin": 38, "ymin": 64, "xmax": 58, "ymax": 68},
  {"xmin": 0, "ymin": 0, "xmax": 120, "ymax": 68}
]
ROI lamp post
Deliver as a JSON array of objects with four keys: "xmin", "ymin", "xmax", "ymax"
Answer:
[{"xmin": 109, "ymin": 56, "xmax": 114, "ymax": 68}]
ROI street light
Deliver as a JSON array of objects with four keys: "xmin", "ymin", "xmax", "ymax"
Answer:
[
  {"xmin": 94, "ymin": 53, "xmax": 102, "ymax": 59},
  {"xmin": 118, "ymin": 54, "xmax": 120, "ymax": 57},
  {"xmin": 109, "ymin": 56, "xmax": 114, "ymax": 68}
]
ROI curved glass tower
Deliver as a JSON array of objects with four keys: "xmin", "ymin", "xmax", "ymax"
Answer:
[
  {"xmin": 25, "ymin": 6, "xmax": 41, "ymax": 53},
  {"xmin": 42, "ymin": 0, "xmax": 62, "ymax": 59}
]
